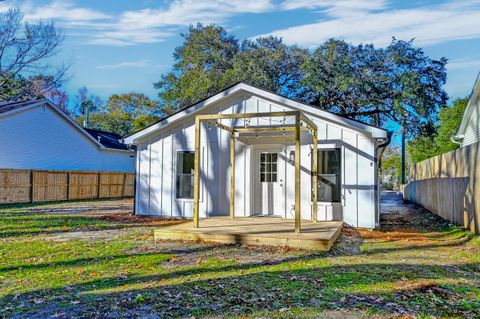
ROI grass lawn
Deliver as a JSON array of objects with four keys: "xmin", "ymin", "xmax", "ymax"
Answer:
[{"xmin": 0, "ymin": 198, "xmax": 479, "ymax": 318}]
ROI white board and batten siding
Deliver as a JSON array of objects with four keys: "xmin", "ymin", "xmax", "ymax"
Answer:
[
  {"xmin": 0, "ymin": 104, "xmax": 134, "ymax": 172},
  {"xmin": 461, "ymin": 95, "xmax": 480, "ymax": 147},
  {"xmin": 133, "ymin": 91, "xmax": 380, "ymax": 229},
  {"xmin": 456, "ymin": 72, "xmax": 480, "ymax": 148}
]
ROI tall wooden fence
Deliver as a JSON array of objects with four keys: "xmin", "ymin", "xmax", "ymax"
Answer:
[
  {"xmin": 402, "ymin": 142, "xmax": 480, "ymax": 234},
  {"xmin": 0, "ymin": 169, "xmax": 134, "ymax": 204}
]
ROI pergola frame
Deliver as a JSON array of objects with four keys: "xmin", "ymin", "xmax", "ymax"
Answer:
[{"xmin": 193, "ymin": 110, "xmax": 318, "ymax": 234}]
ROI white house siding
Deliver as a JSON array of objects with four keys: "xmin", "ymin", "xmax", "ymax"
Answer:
[
  {"xmin": 134, "ymin": 93, "xmax": 378, "ymax": 228},
  {"xmin": 0, "ymin": 106, "xmax": 134, "ymax": 172},
  {"xmin": 462, "ymin": 97, "xmax": 480, "ymax": 147}
]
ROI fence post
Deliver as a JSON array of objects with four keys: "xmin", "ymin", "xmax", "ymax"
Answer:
[
  {"xmin": 97, "ymin": 172, "xmax": 101, "ymax": 199},
  {"xmin": 66, "ymin": 171, "xmax": 70, "ymax": 200},
  {"xmin": 29, "ymin": 170, "xmax": 34, "ymax": 203},
  {"xmin": 122, "ymin": 173, "xmax": 127, "ymax": 197}
]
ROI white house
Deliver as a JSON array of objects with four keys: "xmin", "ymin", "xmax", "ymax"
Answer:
[
  {"xmin": 452, "ymin": 71, "xmax": 480, "ymax": 147},
  {"xmin": 0, "ymin": 99, "xmax": 134, "ymax": 172},
  {"xmin": 124, "ymin": 83, "xmax": 389, "ymax": 229}
]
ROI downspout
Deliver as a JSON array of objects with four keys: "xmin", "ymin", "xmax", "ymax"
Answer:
[
  {"xmin": 450, "ymin": 134, "xmax": 464, "ymax": 145},
  {"xmin": 129, "ymin": 144, "xmax": 138, "ymax": 215},
  {"xmin": 374, "ymin": 131, "xmax": 393, "ymax": 228}
]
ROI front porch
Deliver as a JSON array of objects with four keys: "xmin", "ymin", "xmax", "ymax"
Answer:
[{"xmin": 153, "ymin": 216, "xmax": 343, "ymax": 251}]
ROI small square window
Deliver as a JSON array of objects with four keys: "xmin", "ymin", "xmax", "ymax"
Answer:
[{"xmin": 260, "ymin": 152, "xmax": 278, "ymax": 183}]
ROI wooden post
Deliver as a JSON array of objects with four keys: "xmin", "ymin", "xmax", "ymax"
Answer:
[
  {"xmin": 66, "ymin": 172, "xmax": 70, "ymax": 200},
  {"xmin": 193, "ymin": 116, "xmax": 201, "ymax": 228},
  {"xmin": 97, "ymin": 172, "xmax": 101, "ymax": 198},
  {"xmin": 312, "ymin": 129, "xmax": 318, "ymax": 223},
  {"xmin": 230, "ymin": 132, "xmax": 235, "ymax": 219},
  {"xmin": 295, "ymin": 113, "xmax": 301, "ymax": 234},
  {"xmin": 29, "ymin": 170, "xmax": 34, "ymax": 203},
  {"xmin": 121, "ymin": 173, "xmax": 127, "ymax": 197}
]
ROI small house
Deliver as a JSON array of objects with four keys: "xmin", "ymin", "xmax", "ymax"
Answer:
[
  {"xmin": 124, "ymin": 83, "xmax": 389, "ymax": 229},
  {"xmin": 0, "ymin": 99, "xmax": 134, "ymax": 172}
]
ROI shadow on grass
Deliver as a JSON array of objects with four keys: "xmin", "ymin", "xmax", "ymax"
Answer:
[
  {"xmin": 1, "ymin": 257, "xmax": 478, "ymax": 318},
  {"xmin": 0, "ymin": 211, "xmax": 183, "ymax": 238}
]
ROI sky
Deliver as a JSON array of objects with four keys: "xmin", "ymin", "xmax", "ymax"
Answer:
[{"xmin": 2, "ymin": 0, "xmax": 480, "ymax": 103}]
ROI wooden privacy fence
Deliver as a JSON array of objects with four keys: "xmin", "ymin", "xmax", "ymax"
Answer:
[
  {"xmin": 402, "ymin": 141, "xmax": 480, "ymax": 234},
  {"xmin": 0, "ymin": 169, "xmax": 134, "ymax": 204}
]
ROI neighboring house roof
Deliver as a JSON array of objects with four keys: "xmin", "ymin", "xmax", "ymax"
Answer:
[
  {"xmin": 0, "ymin": 100, "xmax": 42, "ymax": 115},
  {"xmin": 84, "ymin": 128, "xmax": 129, "ymax": 150},
  {"xmin": 0, "ymin": 99, "xmax": 130, "ymax": 152},
  {"xmin": 124, "ymin": 82, "xmax": 388, "ymax": 144},
  {"xmin": 453, "ymin": 71, "xmax": 480, "ymax": 143}
]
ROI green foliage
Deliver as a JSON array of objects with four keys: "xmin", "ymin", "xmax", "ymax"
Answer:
[
  {"xmin": 88, "ymin": 93, "xmax": 162, "ymax": 136},
  {"xmin": 381, "ymin": 145, "xmax": 402, "ymax": 190},
  {"xmin": 302, "ymin": 38, "xmax": 448, "ymax": 134},
  {"xmin": 155, "ymin": 24, "xmax": 309, "ymax": 111},
  {"xmin": 408, "ymin": 97, "xmax": 468, "ymax": 163},
  {"xmin": 155, "ymin": 25, "xmax": 448, "ymax": 136},
  {"xmin": 155, "ymin": 24, "xmax": 239, "ymax": 111}
]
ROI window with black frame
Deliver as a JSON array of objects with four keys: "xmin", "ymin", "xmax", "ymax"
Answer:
[
  {"xmin": 176, "ymin": 151, "xmax": 195, "ymax": 199},
  {"xmin": 315, "ymin": 149, "xmax": 341, "ymax": 202}
]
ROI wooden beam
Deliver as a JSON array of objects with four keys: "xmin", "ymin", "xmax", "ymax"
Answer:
[
  {"xmin": 300, "ymin": 113, "xmax": 317, "ymax": 131},
  {"xmin": 230, "ymin": 132, "xmax": 235, "ymax": 219},
  {"xmin": 295, "ymin": 113, "xmax": 301, "ymax": 234},
  {"xmin": 193, "ymin": 116, "xmax": 201, "ymax": 228},
  {"xmin": 233, "ymin": 126, "xmax": 308, "ymax": 133},
  {"xmin": 312, "ymin": 129, "xmax": 318, "ymax": 223},
  {"xmin": 196, "ymin": 111, "xmax": 300, "ymax": 121}
]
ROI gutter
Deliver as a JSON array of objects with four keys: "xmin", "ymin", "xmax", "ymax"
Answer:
[
  {"xmin": 375, "ymin": 130, "xmax": 393, "ymax": 163},
  {"xmin": 450, "ymin": 134, "xmax": 464, "ymax": 145}
]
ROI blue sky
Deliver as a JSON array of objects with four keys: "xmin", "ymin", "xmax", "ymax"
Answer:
[{"xmin": 3, "ymin": 0, "xmax": 480, "ymax": 102}]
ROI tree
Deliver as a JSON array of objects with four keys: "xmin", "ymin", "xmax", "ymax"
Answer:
[
  {"xmin": 155, "ymin": 24, "xmax": 309, "ymax": 112},
  {"xmin": 88, "ymin": 93, "xmax": 162, "ymax": 136},
  {"xmin": 0, "ymin": 9, "xmax": 66, "ymax": 102},
  {"xmin": 155, "ymin": 24, "xmax": 239, "ymax": 111},
  {"xmin": 155, "ymin": 26, "xmax": 447, "ymax": 138},
  {"xmin": 407, "ymin": 97, "xmax": 468, "ymax": 163},
  {"xmin": 73, "ymin": 87, "xmax": 103, "ymax": 128},
  {"xmin": 301, "ymin": 38, "xmax": 448, "ymax": 134},
  {"xmin": 381, "ymin": 144, "xmax": 402, "ymax": 190},
  {"xmin": 231, "ymin": 36, "xmax": 309, "ymax": 98}
]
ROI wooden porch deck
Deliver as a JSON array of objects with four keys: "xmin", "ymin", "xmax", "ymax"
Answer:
[{"xmin": 153, "ymin": 217, "xmax": 343, "ymax": 251}]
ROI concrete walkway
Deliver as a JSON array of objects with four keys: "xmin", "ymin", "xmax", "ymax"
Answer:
[{"xmin": 381, "ymin": 190, "xmax": 412, "ymax": 215}]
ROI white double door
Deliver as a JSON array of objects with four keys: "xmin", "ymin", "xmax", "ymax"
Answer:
[{"xmin": 252, "ymin": 147, "xmax": 286, "ymax": 216}]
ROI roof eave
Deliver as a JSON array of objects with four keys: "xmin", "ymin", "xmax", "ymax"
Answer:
[{"xmin": 123, "ymin": 82, "xmax": 388, "ymax": 144}]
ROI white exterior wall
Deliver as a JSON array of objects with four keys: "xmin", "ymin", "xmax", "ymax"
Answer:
[
  {"xmin": 462, "ymin": 97, "xmax": 480, "ymax": 147},
  {"xmin": 0, "ymin": 106, "xmax": 134, "ymax": 172},
  {"xmin": 134, "ymin": 93, "xmax": 378, "ymax": 228}
]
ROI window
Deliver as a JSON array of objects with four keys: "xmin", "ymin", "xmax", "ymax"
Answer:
[
  {"xmin": 176, "ymin": 152, "xmax": 195, "ymax": 199},
  {"xmin": 315, "ymin": 149, "xmax": 341, "ymax": 202},
  {"xmin": 260, "ymin": 153, "xmax": 277, "ymax": 182}
]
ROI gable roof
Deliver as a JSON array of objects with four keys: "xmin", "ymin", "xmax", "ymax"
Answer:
[
  {"xmin": 124, "ymin": 82, "xmax": 388, "ymax": 144},
  {"xmin": 0, "ymin": 99, "xmax": 130, "ymax": 151},
  {"xmin": 84, "ymin": 128, "xmax": 129, "ymax": 150},
  {"xmin": 0, "ymin": 100, "xmax": 41, "ymax": 115},
  {"xmin": 454, "ymin": 71, "xmax": 480, "ymax": 138}
]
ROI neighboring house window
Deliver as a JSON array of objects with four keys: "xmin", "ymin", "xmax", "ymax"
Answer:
[
  {"xmin": 176, "ymin": 151, "xmax": 195, "ymax": 199},
  {"xmin": 315, "ymin": 149, "xmax": 341, "ymax": 202},
  {"xmin": 260, "ymin": 153, "xmax": 278, "ymax": 182}
]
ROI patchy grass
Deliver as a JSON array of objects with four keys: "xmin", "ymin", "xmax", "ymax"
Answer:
[{"xmin": 0, "ymin": 197, "xmax": 479, "ymax": 318}]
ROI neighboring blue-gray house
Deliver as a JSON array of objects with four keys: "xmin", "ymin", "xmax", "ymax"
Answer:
[{"xmin": 0, "ymin": 99, "xmax": 135, "ymax": 172}]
